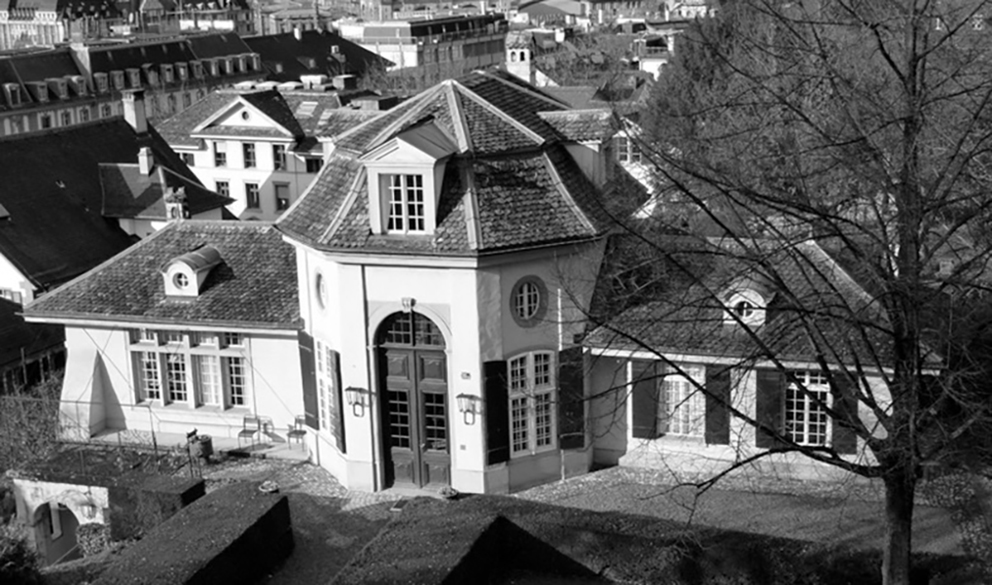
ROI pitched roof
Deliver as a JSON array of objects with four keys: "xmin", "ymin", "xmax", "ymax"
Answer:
[
  {"xmin": 238, "ymin": 89, "xmax": 304, "ymax": 136},
  {"xmin": 538, "ymin": 109, "xmax": 618, "ymax": 142},
  {"xmin": 244, "ymin": 29, "xmax": 392, "ymax": 82},
  {"xmin": 25, "ymin": 221, "xmax": 300, "ymax": 329},
  {"xmin": 277, "ymin": 70, "xmax": 648, "ymax": 256},
  {"xmin": 99, "ymin": 164, "xmax": 232, "ymax": 219},
  {"xmin": 585, "ymin": 234, "xmax": 887, "ymax": 366},
  {"xmin": 0, "ymin": 119, "xmax": 191, "ymax": 290},
  {"xmin": 0, "ymin": 299, "xmax": 63, "ymax": 370}
]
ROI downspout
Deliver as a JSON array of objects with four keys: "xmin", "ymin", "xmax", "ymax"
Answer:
[{"xmin": 362, "ymin": 264, "xmax": 379, "ymax": 491}]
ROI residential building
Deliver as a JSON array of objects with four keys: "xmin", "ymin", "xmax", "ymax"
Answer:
[
  {"xmin": 336, "ymin": 14, "xmax": 508, "ymax": 74},
  {"xmin": 244, "ymin": 28, "xmax": 393, "ymax": 83},
  {"xmin": 158, "ymin": 85, "xmax": 383, "ymax": 220},
  {"xmin": 25, "ymin": 70, "xmax": 648, "ymax": 494},
  {"xmin": 0, "ymin": 32, "xmax": 264, "ymax": 137},
  {"xmin": 586, "ymin": 235, "xmax": 884, "ymax": 481},
  {"xmin": 0, "ymin": 0, "xmax": 120, "ymax": 51}
]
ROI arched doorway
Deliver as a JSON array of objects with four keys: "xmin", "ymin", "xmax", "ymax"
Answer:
[
  {"xmin": 376, "ymin": 311, "xmax": 450, "ymax": 488},
  {"xmin": 33, "ymin": 501, "xmax": 81, "ymax": 565}
]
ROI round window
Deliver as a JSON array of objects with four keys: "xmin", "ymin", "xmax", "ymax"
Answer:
[
  {"xmin": 315, "ymin": 272, "xmax": 327, "ymax": 308},
  {"xmin": 174, "ymin": 273, "xmax": 189, "ymax": 289},
  {"xmin": 241, "ymin": 111, "xmax": 250, "ymax": 121},
  {"xmin": 510, "ymin": 276, "xmax": 547, "ymax": 327},
  {"xmin": 733, "ymin": 300, "xmax": 754, "ymax": 318}
]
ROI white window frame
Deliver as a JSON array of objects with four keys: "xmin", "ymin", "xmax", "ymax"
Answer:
[
  {"xmin": 273, "ymin": 144, "xmax": 287, "ymax": 170},
  {"xmin": 315, "ymin": 340, "xmax": 340, "ymax": 438},
  {"xmin": 130, "ymin": 329, "xmax": 250, "ymax": 409},
  {"xmin": 785, "ymin": 370, "xmax": 830, "ymax": 446},
  {"xmin": 385, "ymin": 174, "xmax": 426, "ymax": 234},
  {"xmin": 243, "ymin": 142, "xmax": 256, "ymax": 168},
  {"xmin": 507, "ymin": 350, "xmax": 557, "ymax": 457},
  {"xmin": 660, "ymin": 364, "xmax": 705, "ymax": 437}
]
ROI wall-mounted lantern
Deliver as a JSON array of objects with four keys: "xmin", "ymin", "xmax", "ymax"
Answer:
[
  {"xmin": 456, "ymin": 393, "xmax": 482, "ymax": 425},
  {"xmin": 345, "ymin": 387, "xmax": 370, "ymax": 417}
]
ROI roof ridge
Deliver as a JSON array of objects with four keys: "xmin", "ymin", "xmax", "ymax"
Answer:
[
  {"xmin": 542, "ymin": 150, "xmax": 596, "ymax": 234},
  {"xmin": 318, "ymin": 164, "xmax": 367, "ymax": 245},
  {"xmin": 358, "ymin": 83, "xmax": 449, "ymax": 152},
  {"xmin": 444, "ymin": 82, "xmax": 472, "ymax": 153},
  {"xmin": 453, "ymin": 80, "xmax": 546, "ymax": 147},
  {"xmin": 474, "ymin": 69, "xmax": 571, "ymax": 110}
]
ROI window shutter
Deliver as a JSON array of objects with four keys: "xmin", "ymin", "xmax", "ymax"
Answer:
[
  {"xmin": 631, "ymin": 360, "xmax": 661, "ymax": 439},
  {"xmin": 704, "ymin": 365, "xmax": 731, "ymax": 445},
  {"xmin": 297, "ymin": 331, "xmax": 319, "ymax": 430},
  {"xmin": 557, "ymin": 346, "xmax": 585, "ymax": 450},
  {"xmin": 483, "ymin": 360, "xmax": 509, "ymax": 465},
  {"xmin": 330, "ymin": 350, "xmax": 346, "ymax": 454},
  {"xmin": 830, "ymin": 371, "xmax": 858, "ymax": 455},
  {"xmin": 755, "ymin": 369, "xmax": 784, "ymax": 449}
]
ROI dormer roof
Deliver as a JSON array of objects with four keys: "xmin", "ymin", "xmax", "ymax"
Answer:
[
  {"xmin": 99, "ymin": 163, "xmax": 232, "ymax": 220},
  {"xmin": 360, "ymin": 122, "xmax": 458, "ymax": 163}
]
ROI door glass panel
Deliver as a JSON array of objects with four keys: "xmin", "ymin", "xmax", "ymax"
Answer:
[
  {"xmin": 423, "ymin": 392, "xmax": 447, "ymax": 451},
  {"xmin": 388, "ymin": 390, "xmax": 411, "ymax": 449},
  {"xmin": 378, "ymin": 313, "xmax": 445, "ymax": 348},
  {"xmin": 419, "ymin": 355, "xmax": 446, "ymax": 383},
  {"xmin": 387, "ymin": 354, "xmax": 409, "ymax": 379}
]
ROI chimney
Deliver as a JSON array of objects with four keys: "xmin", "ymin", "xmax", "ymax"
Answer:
[
  {"xmin": 293, "ymin": 26, "xmax": 302, "ymax": 41},
  {"xmin": 164, "ymin": 187, "xmax": 189, "ymax": 221},
  {"xmin": 123, "ymin": 88, "xmax": 147, "ymax": 135},
  {"xmin": 138, "ymin": 146, "xmax": 154, "ymax": 175}
]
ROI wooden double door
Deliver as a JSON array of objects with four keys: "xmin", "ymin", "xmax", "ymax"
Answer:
[{"xmin": 378, "ymin": 313, "xmax": 450, "ymax": 488}]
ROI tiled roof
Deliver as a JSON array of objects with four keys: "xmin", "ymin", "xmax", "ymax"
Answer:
[
  {"xmin": 277, "ymin": 70, "xmax": 649, "ymax": 255},
  {"xmin": 538, "ymin": 109, "xmax": 618, "ymax": 142},
  {"xmin": 239, "ymin": 90, "xmax": 303, "ymax": 136},
  {"xmin": 156, "ymin": 91, "xmax": 232, "ymax": 147},
  {"xmin": 244, "ymin": 30, "xmax": 392, "ymax": 82},
  {"xmin": 0, "ymin": 299, "xmax": 63, "ymax": 370},
  {"xmin": 25, "ymin": 221, "xmax": 300, "ymax": 329},
  {"xmin": 0, "ymin": 119, "xmax": 194, "ymax": 290},
  {"xmin": 99, "ymin": 164, "xmax": 232, "ymax": 219},
  {"xmin": 585, "ymin": 235, "xmax": 887, "ymax": 366}
]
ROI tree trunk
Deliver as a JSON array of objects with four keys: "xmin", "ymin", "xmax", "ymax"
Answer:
[{"xmin": 882, "ymin": 464, "xmax": 916, "ymax": 585}]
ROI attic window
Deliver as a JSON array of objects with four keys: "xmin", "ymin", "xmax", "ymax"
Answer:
[
  {"xmin": 162, "ymin": 246, "xmax": 222, "ymax": 298},
  {"xmin": 724, "ymin": 287, "xmax": 769, "ymax": 328},
  {"xmin": 733, "ymin": 300, "xmax": 755, "ymax": 319},
  {"xmin": 386, "ymin": 174, "xmax": 425, "ymax": 233}
]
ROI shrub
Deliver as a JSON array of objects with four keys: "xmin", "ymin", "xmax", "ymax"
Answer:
[
  {"xmin": 0, "ymin": 525, "xmax": 42, "ymax": 585},
  {"xmin": 77, "ymin": 523, "xmax": 112, "ymax": 557}
]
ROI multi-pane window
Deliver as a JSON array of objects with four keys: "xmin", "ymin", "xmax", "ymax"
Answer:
[
  {"xmin": 615, "ymin": 134, "xmax": 642, "ymax": 164},
  {"xmin": 275, "ymin": 183, "xmax": 290, "ymax": 211},
  {"xmin": 785, "ymin": 370, "xmax": 830, "ymax": 446},
  {"xmin": 507, "ymin": 351, "xmax": 556, "ymax": 456},
  {"xmin": 273, "ymin": 144, "xmax": 287, "ymax": 170},
  {"xmin": 243, "ymin": 143, "xmax": 256, "ymax": 168},
  {"xmin": 386, "ymin": 174, "xmax": 425, "ymax": 233},
  {"xmin": 315, "ymin": 340, "xmax": 341, "ymax": 446},
  {"xmin": 214, "ymin": 141, "xmax": 227, "ymax": 167},
  {"xmin": 514, "ymin": 281, "xmax": 540, "ymax": 320},
  {"xmin": 79, "ymin": 108, "xmax": 89, "ymax": 122},
  {"xmin": 180, "ymin": 152, "xmax": 194, "ymax": 166},
  {"xmin": 131, "ymin": 329, "xmax": 249, "ymax": 408},
  {"xmin": 101, "ymin": 104, "xmax": 113, "ymax": 118},
  {"xmin": 305, "ymin": 158, "xmax": 322, "ymax": 173},
  {"xmin": 40, "ymin": 114, "xmax": 52, "ymax": 129},
  {"xmin": 215, "ymin": 181, "xmax": 229, "ymax": 197},
  {"xmin": 138, "ymin": 352, "xmax": 161, "ymax": 401},
  {"xmin": 660, "ymin": 364, "xmax": 705, "ymax": 436},
  {"xmin": 60, "ymin": 111, "xmax": 71, "ymax": 126},
  {"xmin": 245, "ymin": 183, "xmax": 260, "ymax": 209}
]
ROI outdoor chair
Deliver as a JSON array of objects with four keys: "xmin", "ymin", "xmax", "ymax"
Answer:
[
  {"xmin": 238, "ymin": 415, "xmax": 261, "ymax": 449},
  {"xmin": 287, "ymin": 415, "xmax": 307, "ymax": 450}
]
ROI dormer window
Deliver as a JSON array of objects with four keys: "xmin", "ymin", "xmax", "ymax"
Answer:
[
  {"xmin": 111, "ymin": 70, "xmax": 125, "ymax": 90},
  {"xmin": 94, "ymin": 73, "xmax": 109, "ymax": 93},
  {"xmin": 177, "ymin": 62, "xmax": 188, "ymax": 80},
  {"xmin": 127, "ymin": 68, "xmax": 141, "ymax": 88},
  {"xmin": 723, "ymin": 278, "xmax": 772, "ymax": 328},
  {"xmin": 3, "ymin": 83, "xmax": 20, "ymax": 107},
  {"xmin": 386, "ymin": 174, "xmax": 425, "ymax": 233},
  {"xmin": 361, "ymin": 122, "xmax": 456, "ymax": 237},
  {"xmin": 162, "ymin": 246, "xmax": 222, "ymax": 298},
  {"xmin": 162, "ymin": 64, "xmax": 174, "ymax": 84},
  {"xmin": 209, "ymin": 59, "xmax": 220, "ymax": 77},
  {"xmin": 192, "ymin": 61, "xmax": 204, "ymax": 79}
]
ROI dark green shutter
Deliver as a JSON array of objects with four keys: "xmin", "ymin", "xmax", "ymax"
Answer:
[
  {"xmin": 483, "ymin": 360, "xmax": 509, "ymax": 465},
  {"xmin": 330, "ymin": 350, "xmax": 346, "ymax": 454},
  {"xmin": 297, "ymin": 331, "xmax": 319, "ymax": 430},
  {"xmin": 831, "ymin": 371, "xmax": 858, "ymax": 455},
  {"xmin": 755, "ymin": 369, "xmax": 784, "ymax": 449},
  {"xmin": 631, "ymin": 360, "xmax": 661, "ymax": 439},
  {"xmin": 557, "ymin": 346, "xmax": 585, "ymax": 450},
  {"xmin": 704, "ymin": 365, "xmax": 731, "ymax": 445}
]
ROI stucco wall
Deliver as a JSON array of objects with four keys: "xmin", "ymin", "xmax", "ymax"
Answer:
[
  {"xmin": 59, "ymin": 325, "xmax": 303, "ymax": 441},
  {"xmin": 0, "ymin": 251, "xmax": 36, "ymax": 303},
  {"xmin": 588, "ymin": 353, "xmax": 886, "ymax": 482}
]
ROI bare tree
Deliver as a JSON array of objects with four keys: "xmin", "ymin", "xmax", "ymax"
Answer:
[{"xmin": 580, "ymin": 2, "xmax": 992, "ymax": 584}]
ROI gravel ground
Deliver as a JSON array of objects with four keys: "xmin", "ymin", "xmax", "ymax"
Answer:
[
  {"xmin": 515, "ymin": 466, "xmax": 963, "ymax": 556},
  {"xmin": 177, "ymin": 457, "xmax": 402, "ymax": 585}
]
